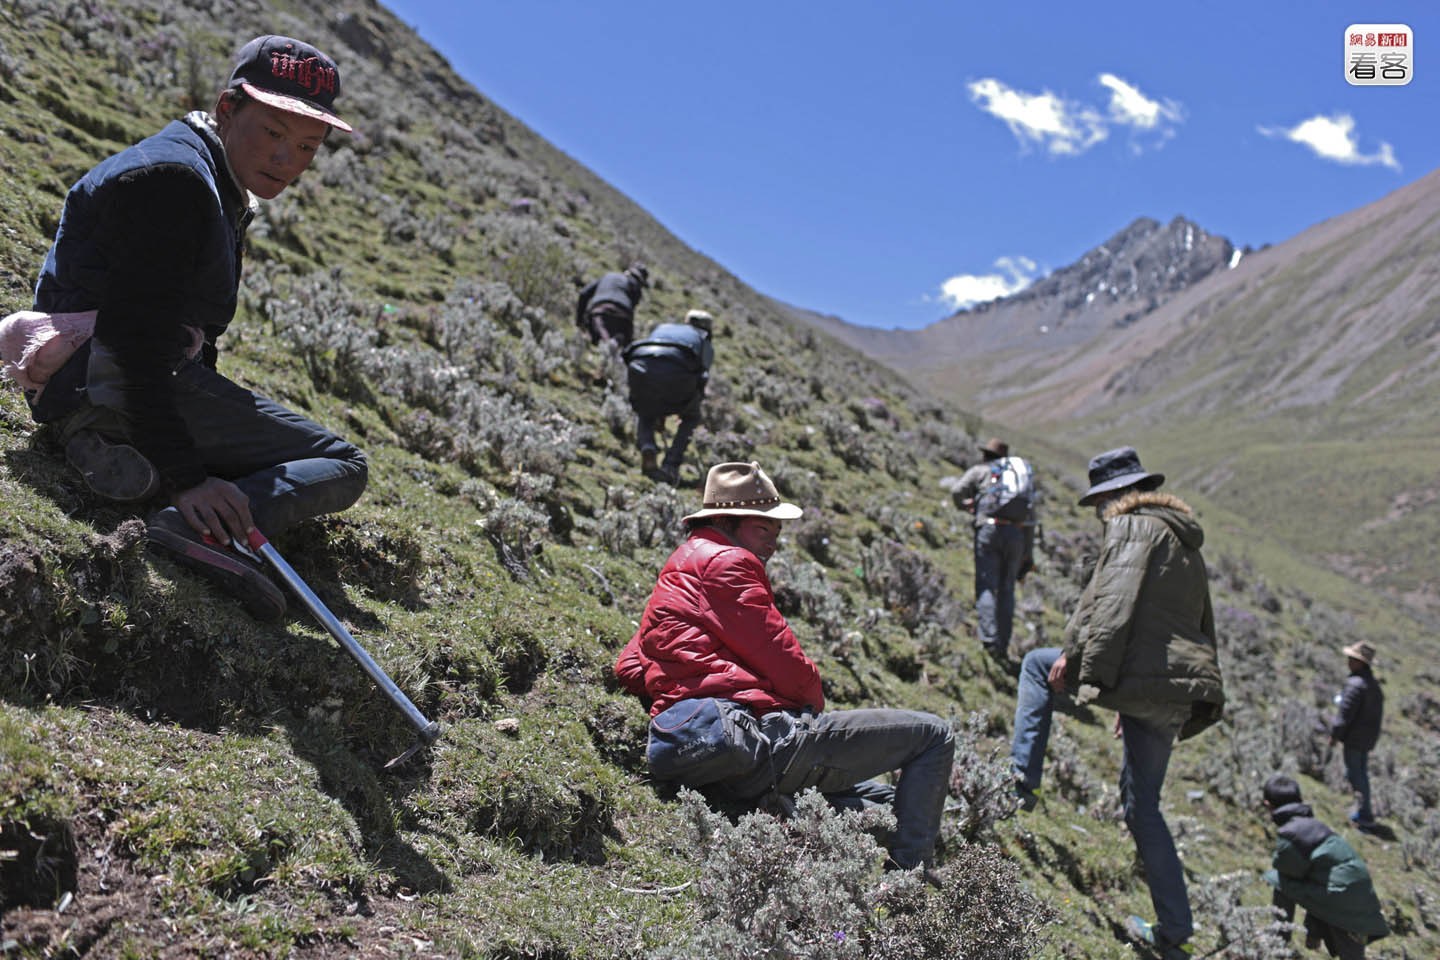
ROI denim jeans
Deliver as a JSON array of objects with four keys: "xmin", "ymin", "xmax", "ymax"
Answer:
[
  {"xmin": 1120, "ymin": 712, "xmax": 1192, "ymax": 949},
  {"xmin": 974, "ymin": 521, "xmax": 1026, "ymax": 655},
  {"xmin": 1013, "ymin": 647, "xmax": 1193, "ymax": 948},
  {"xmin": 728, "ymin": 707, "xmax": 955, "ymax": 869},
  {"xmin": 1343, "ymin": 746, "xmax": 1373, "ymax": 823},
  {"xmin": 1012, "ymin": 647, "xmax": 1064, "ymax": 793},
  {"xmin": 76, "ymin": 349, "xmax": 367, "ymax": 536}
]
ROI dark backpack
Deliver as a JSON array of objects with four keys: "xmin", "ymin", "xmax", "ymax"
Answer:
[{"xmin": 976, "ymin": 456, "xmax": 1036, "ymax": 523}]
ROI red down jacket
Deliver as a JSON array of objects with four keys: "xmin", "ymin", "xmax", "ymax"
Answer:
[{"xmin": 615, "ymin": 526, "xmax": 824, "ymax": 718}]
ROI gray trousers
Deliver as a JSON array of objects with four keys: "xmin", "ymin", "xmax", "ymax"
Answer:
[{"xmin": 727, "ymin": 707, "xmax": 955, "ymax": 869}]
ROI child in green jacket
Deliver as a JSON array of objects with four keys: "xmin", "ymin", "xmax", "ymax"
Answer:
[{"xmin": 1262, "ymin": 775, "xmax": 1389, "ymax": 958}]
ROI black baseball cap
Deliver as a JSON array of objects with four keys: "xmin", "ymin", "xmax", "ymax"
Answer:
[{"xmin": 228, "ymin": 35, "xmax": 352, "ymax": 132}]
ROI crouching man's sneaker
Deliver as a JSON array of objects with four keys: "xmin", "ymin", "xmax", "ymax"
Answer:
[
  {"xmin": 65, "ymin": 430, "xmax": 160, "ymax": 503},
  {"xmin": 146, "ymin": 507, "xmax": 286, "ymax": 621}
]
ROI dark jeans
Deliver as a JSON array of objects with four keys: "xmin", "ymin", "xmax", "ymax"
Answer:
[
  {"xmin": 73, "ymin": 349, "xmax": 367, "ymax": 536},
  {"xmin": 728, "ymin": 707, "xmax": 955, "ymax": 869},
  {"xmin": 1343, "ymin": 746, "xmax": 1373, "ymax": 823},
  {"xmin": 627, "ymin": 355, "xmax": 702, "ymax": 471},
  {"xmin": 973, "ymin": 520, "xmax": 1026, "ymax": 655},
  {"xmin": 1274, "ymin": 890, "xmax": 1367, "ymax": 959}
]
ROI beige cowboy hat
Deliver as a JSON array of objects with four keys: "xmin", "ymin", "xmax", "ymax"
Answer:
[
  {"xmin": 682, "ymin": 461, "xmax": 803, "ymax": 523},
  {"xmin": 1342, "ymin": 641, "xmax": 1376, "ymax": 665}
]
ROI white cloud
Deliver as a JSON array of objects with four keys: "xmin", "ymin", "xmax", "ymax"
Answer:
[
  {"xmin": 938, "ymin": 256, "xmax": 1040, "ymax": 310},
  {"xmin": 967, "ymin": 78, "xmax": 1106, "ymax": 156},
  {"xmin": 1098, "ymin": 72, "xmax": 1183, "ymax": 132},
  {"xmin": 1259, "ymin": 113, "xmax": 1399, "ymax": 170},
  {"xmin": 969, "ymin": 74, "xmax": 1183, "ymax": 157}
]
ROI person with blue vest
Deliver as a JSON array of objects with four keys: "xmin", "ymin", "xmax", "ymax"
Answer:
[
  {"xmin": 25, "ymin": 35, "xmax": 368, "ymax": 621},
  {"xmin": 623, "ymin": 309, "xmax": 714, "ymax": 485}
]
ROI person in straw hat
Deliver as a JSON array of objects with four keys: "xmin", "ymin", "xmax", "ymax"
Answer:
[
  {"xmin": 1330, "ymin": 640, "xmax": 1384, "ymax": 831},
  {"xmin": 1009, "ymin": 446, "xmax": 1225, "ymax": 960},
  {"xmin": 615, "ymin": 461, "xmax": 955, "ymax": 872}
]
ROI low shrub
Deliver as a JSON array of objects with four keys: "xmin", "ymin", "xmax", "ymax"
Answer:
[
  {"xmin": 871, "ymin": 842, "xmax": 1058, "ymax": 959},
  {"xmin": 859, "ymin": 540, "xmax": 957, "ymax": 635},
  {"xmin": 946, "ymin": 711, "xmax": 1019, "ymax": 842},
  {"xmin": 662, "ymin": 789, "xmax": 896, "ymax": 960},
  {"xmin": 769, "ymin": 555, "xmax": 848, "ymax": 647}
]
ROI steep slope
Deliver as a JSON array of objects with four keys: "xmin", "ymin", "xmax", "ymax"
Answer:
[{"xmin": 1, "ymin": 3, "xmax": 1438, "ymax": 959}]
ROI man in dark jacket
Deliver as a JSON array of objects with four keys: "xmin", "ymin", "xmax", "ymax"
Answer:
[
  {"xmin": 623, "ymin": 309, "xmax": 714, "ymax": 485},
  {"xmin": 1330, "ymin": 641, "xmax": 1384, "ymax": 831},
  {"xmin": 1261, "ymin": 775, "xmax": 1389, "ymax": 958},
  {"xmin": 25, "ymin": 36, "xmax": 368, "ymax": 620},
  {"xmin": 575, "ymin": 263, "xmax": 648, "ymax": 347},
  {"xmin": 951, "ymin": 436, "xmax": 1036, "ymax": 667},
  {"xmin": 1010, "ymin": 446, "xmax": 1225, "ymax": 960},
  {"xmin": 615, "ymin": 461, "xmax": 955, "ymax": 871}
]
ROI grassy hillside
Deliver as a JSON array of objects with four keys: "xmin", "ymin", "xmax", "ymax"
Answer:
[{"xmin": 2, "ymin": 2, "xmax": 1439, "ymax": 958}]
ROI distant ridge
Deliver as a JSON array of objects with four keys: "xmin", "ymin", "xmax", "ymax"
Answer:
[
  {"xmin": 793, "ymin": 169, "xmax": 1440, "ymax": 619},
  {"xmin": 795, "ymin": 215, "xmax": 1235, "ymax": 385}
]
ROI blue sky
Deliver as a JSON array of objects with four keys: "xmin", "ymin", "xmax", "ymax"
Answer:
[{"xmin": 382, "ymin": 1, "xmax": 1437, "ymax": 330}]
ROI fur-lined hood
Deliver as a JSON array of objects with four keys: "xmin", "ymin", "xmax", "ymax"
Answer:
[{"xmin": 1102, "ymin": 490, "xmax": 1203, "ymax": 551}]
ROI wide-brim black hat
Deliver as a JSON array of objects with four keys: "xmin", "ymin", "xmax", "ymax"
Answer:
[{"xmin": 1077, "ymin": 446, "xmax": 1164, "ymax": 506}]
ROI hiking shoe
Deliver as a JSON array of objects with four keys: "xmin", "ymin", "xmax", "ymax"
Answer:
[
  {"xmin": 656, "ymin": 464, "xmax": 680, "ymax": 485},
  {"xmin": 1126, "ymin": 916, "xmax": 1192, "ymax": 959},
  {"xmin": 146, "ymin": 508, "xmax": 285, "ymax": 621},
  {"xmin": 1016, "ymin": 780, "xmax": 1039, "ymax": 812},
  {"xmin": 640, "ymin": 447, "xmax": 658, "ymax": 475},
  {"xmin": 985, "ymin": 646, "xmax": 1020, "ymax": 677},
  {"xmin": 64, "ymin": 430, "xmax": 160, "ymax": 503}
]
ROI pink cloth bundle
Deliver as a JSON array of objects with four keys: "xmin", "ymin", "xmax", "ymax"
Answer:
[
  {"xmin": 0, "ymin": 310, "xmax": 204, "ymax": 400},
  {"xmin": 0, "ymin": 309, "xmax": 97, "ymax": 399}
]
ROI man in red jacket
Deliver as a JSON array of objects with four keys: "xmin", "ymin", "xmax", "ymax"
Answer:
[{"xmin": 616, "ymin": 461, "xmax": 955, "ymax": 870}]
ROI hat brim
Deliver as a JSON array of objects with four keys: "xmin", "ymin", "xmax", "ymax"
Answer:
[
  {"xmin": 1342, "ymin": 643, "xmax": 1374, "ymax": 664},
  {"xmin": 1077, "ymin": 471, "xmax": 1165, "ymax": 506},
  {"xmin": 682, "ymin": 502, "xmax": 803, "ymax": 524},
  {"xmin": 240, "ymin": 82, "xmax": 353, "ymax": 132}
]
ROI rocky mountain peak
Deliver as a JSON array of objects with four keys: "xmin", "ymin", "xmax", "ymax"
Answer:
[{"xmin": 1008, "ymin": 215, "xmax": 1234, "ymax": 326}]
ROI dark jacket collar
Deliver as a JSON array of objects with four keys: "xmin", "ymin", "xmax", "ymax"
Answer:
[{"xmin": 1270, "ymin": 801, "xmax": 1313, "ymax": 826}]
